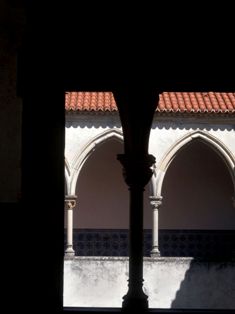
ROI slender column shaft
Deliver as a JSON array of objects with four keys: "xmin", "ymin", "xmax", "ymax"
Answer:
[
  {"xmin": 64, "ymin": 196, "xmax": 77, "ymax": 257},
  {"xmin": 67, "ymin": 206, "xmax": 73, "ymax": 248},
  {"xmin": 150, "ymin": 196, "xmax": 162, "ymax": 256}
]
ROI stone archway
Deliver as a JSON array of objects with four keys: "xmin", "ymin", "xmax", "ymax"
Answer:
[
  {"xmin": 149, "ymin": 130, "xmax": 235, "ymax": 256},
  {"xmin": 152, "ymin": 131, "xmax": 235, "ymax": 198},
  {"xmin": 70, "ymin": 129, "xmax": 123, "ymax": 195}
]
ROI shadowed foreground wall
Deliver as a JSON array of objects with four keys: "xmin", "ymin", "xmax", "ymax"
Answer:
[{"xmin": 64, "ymin": 257, "xmax": 235, "ymax": 309}]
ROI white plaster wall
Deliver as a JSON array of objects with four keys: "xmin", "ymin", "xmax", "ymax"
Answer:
[
  {"xmin": 65, "ymin": 114, "xmax": 235, "ymax": 190},
  {"xmin": 64, "ymin": 258, "xmax": 128, "ymax": 308},
  {"xmin": 149, "ymin": 117, "xmax": 235, "ymax": 166},
  {"xmin": 65, "ymin": 114, "xmax": 122, "ymax": 171},
  {"xmin": 64, "ymin": 257, "xmax": 235, "ymax": 309}
]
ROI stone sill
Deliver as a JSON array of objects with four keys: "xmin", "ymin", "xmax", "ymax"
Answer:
[{"xmin": 64, "ymin": 256, "xmax": 235, "ymax": 263}]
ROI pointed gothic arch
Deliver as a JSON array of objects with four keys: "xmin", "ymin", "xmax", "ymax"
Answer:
[
  {"xmin": 70, "ymin": 129, "xmax": 123, "ymax": 195},
  {"xmin": 151, "ymin": 131, "xmax": 235, "ymax": 197}
]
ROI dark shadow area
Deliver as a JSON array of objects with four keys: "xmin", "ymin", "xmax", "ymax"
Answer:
[
  {"xmin": 171, "ymin": 258, "xmax": 235, "ymax": 309},
  {"xmin": 66, "ymin": 113, "xmax": 122, "ymax": 129},
  {"xmin": 152, "ymin": 120, "xmax": 234, "ymax": 132}
]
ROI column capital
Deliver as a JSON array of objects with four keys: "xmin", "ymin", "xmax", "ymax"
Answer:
[
  {"xmin": 149, "ymin": 195, "xmax": 163, "ymax": 209},
  {"xmin": 65, "ymin": 195, "xmax": 77, "ymax": 209},
  {"xmin": 117, "ymin": 154, "xmax": 155, "ymax": 188}
]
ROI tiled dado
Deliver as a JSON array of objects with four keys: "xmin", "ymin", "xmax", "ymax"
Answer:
[{"xmin": 64, "ymin": 229, "xmax": 235, "ymax": 258}]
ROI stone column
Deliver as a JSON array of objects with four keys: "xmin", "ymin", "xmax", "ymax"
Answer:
[
  {"xmin": 118, "ymin": 154, "xmax": 155, "ymax": 312},
  {"xmin": 64, "ymin": 195, "xmax": 77, "ymax": 257},
  {"xmin": 150, "ymin": 196, "xmax": 162, "ymax": 256}
]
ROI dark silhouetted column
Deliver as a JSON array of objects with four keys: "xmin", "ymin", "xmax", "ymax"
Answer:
[
  {"xmin": 118, "ymin": 154, "xmax": 155, "ymax": 311},
  {"xmin": 114, "ymin": 88, "xmax": 158, "ymax": 312}
]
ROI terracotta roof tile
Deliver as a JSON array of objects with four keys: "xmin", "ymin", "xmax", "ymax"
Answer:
[
  {"xmin": 65, "ymin": 91, "xmax": 117, "ymax": 111},
  {"xmin": 157, "ymin": 92, "xmax": 235, "ymax": 113},
  {"xmin": 65, "ymin": 91, "xmax": 235, "ymax": 113}
]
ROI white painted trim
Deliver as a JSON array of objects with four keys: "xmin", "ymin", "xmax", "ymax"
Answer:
[
  {"xmin": 65, "ymin": 158, "xmax": 71, "ymax": 195},
  {"xmin": 153, "ymin": 130, "xmax": 235, "ymax": 197},
  {"xmin": 70, "ymin": 129, "xmax": 124, "ymax": 195}
]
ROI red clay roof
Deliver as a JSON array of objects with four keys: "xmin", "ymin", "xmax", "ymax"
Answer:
[
  {"xmin": 65, "ymin": 91, "xmax": 235, "ymax": 113},
  {"xmin": 65, "ymin": 92, "xmax": 117, "ymax": 112},
  {"xmin": 158, "ymin": 92, "xmax": 235, "ymax": 113}
]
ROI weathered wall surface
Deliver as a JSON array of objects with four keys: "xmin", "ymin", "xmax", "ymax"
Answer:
[
  {"xmin": 64, "ymin": 257, "xmax": 235, "ymax": 309},
  {"xmin": 64, "ymin": 257, "xmax": 128, "ymax": 308}
]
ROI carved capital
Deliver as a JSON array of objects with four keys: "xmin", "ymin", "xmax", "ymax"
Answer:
[
  {"xmin": 149, "ymin": 196, "xmax": 163, "ymax": 210},
  {"xmin": 117, "ymin": 154, "xmax": 156, "ymax": 188},
  {"xmin": 65, "ymin": 195, "xmax": 77, "ymax": 210}
]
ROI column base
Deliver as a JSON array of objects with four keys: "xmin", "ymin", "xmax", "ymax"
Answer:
[
  {"xmin": 122, "ymin": 293, "xmax": 148, "ymax": 313},
  {"xmin": 150, "ymin": 247, "xmax": 160, "ymax": 257},
  {"xmin": 65, "ymin": 246, "xmax": 75, "ymax": 258}
]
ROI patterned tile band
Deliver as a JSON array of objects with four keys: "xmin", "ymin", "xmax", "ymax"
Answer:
[{"xmin": 64, "ymin": 229, "xmax": 235, "ymax": 258}]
